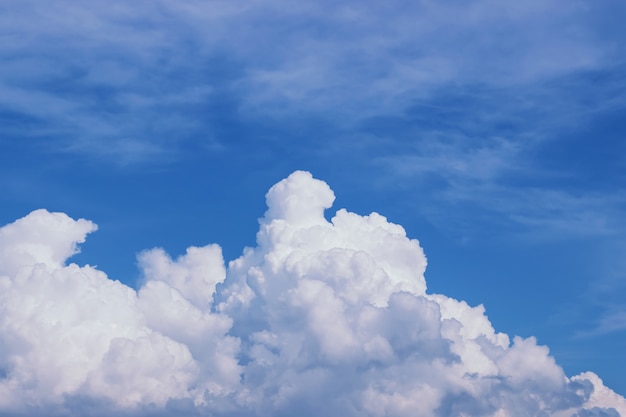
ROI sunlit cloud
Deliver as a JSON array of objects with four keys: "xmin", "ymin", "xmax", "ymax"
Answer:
[{"xmin": 0, "ymin": 172, "xmax": 623, "ymax": 416}]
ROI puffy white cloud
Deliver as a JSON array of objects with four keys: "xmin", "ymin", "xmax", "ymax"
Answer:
[
  {"xmin": 0, "ymin": 171, "xmax": 624, "ymax": 416},
  {"xmin": 0, "ymin": 210, "xmax": 239, "ymax": 412},
  {"xmin": 137, "ymin": 244, "xmax": 226, "ymax": 310},
  {"xmin": 0, "ymin": 209, "xmax": 97, "ymax": 276}
]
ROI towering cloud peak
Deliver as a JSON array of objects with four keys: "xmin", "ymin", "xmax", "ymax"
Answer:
[
  {"xmin": 0, "ymin": 172, "xmax": 624, "ymax": 416},
  {"xmin": 264, "ymin": 170, "xmax": 335, "ymax": 227}
]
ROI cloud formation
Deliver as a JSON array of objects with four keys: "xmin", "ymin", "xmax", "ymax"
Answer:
[
  {"xmin": 1, "ymin": 0, "xmax": 621, "ymax": 161},
  {"xmin": 3, "ymin": 0, "xmax": 624, "ymax": 251},
  {"xmin": 0, "ymin": 171, "xmax": 624, "ymax": 416}
]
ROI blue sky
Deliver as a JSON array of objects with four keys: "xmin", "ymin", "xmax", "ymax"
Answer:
[{"xmin": 1, "ymin": 0, "xmax": 625, "ymax": 411}]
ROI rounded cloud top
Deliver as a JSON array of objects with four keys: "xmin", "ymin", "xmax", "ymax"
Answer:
[
  {"xmin": 0, "ymin": 171, "xmax": 624, "ymax": 417},
  {"xmin": 264, "ymin": 170, "xmax": 335, "ymax": 226},
  {"xmin": 0, "ymin": 209, "xmax": 97, "ymax": 276}
]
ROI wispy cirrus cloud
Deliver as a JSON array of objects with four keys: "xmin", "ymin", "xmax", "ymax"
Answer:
[
  {"xmin": 366, "ymin": 62, "xmax": 626, "ymax": 240},
  {"xmin": 378, "ymin": 139, "xmax": 626, "ymax": 241},
  {"xmin": 1, "ymin": 0, "xmax": 622, "ymax": 162}
]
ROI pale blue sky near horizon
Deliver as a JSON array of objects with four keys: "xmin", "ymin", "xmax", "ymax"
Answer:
[{"xmin": 1, "ymin": 0, "xmax": 625, "ymax": 397}]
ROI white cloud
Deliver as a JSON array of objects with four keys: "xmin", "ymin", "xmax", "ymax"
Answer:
[
  {"xmin": 0, "ymin": 0, "xmax": 620, "ymax": 162},
  {"xmin": 0, "ymin": 209, "xmax": 97, "ymax": 276},
  {"xmin": 0, "ymin": 171, "xmax": 624, "ymax": 416}
]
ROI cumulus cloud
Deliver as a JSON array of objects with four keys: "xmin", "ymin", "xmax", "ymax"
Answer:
[{"xmin": 0, "ymin": 171, "xmax": 624, "ymax": 416}]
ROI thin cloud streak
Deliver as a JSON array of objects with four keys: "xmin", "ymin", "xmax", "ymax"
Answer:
[{"xmin": 0, "ymin": 0, "xmax": 621, "ymax": 160}]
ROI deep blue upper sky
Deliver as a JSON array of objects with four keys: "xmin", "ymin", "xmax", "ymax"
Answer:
[{"xmin": 1, "ymin": 0, "xmax": 625, "ymax": 395}]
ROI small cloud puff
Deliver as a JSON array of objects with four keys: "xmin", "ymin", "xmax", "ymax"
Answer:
[{"xmin": 0, "ymin": 171, "xmax": 624, "ymax": 417}]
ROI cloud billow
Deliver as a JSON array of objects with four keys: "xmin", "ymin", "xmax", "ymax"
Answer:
[{"xmin": 0, "ymin": 171, "xmax": 624, "ymax": 417}]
